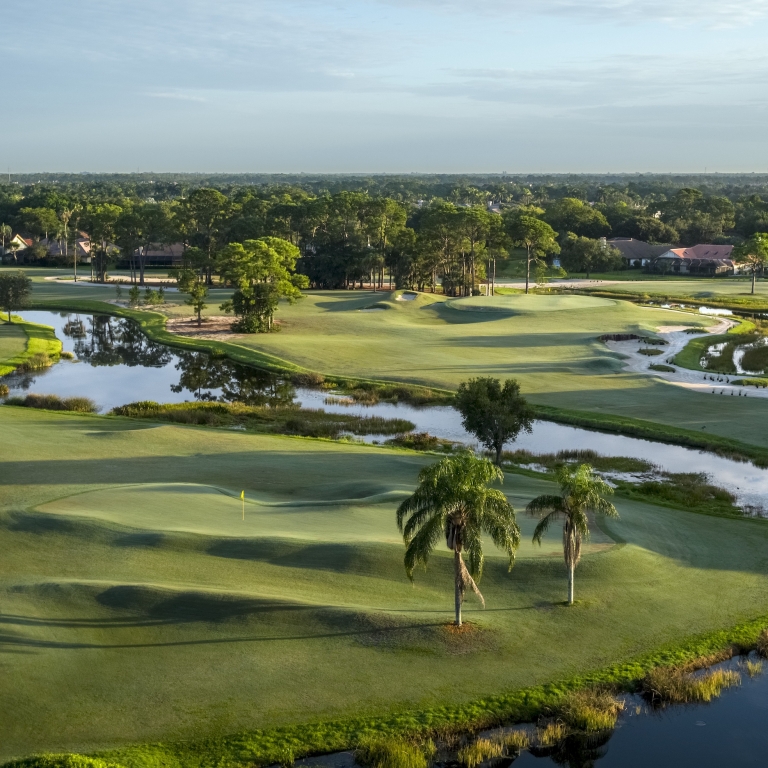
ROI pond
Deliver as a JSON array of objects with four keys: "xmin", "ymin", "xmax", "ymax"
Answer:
[
  {"xmin": 5, "ymin": 310, "xmax": 768, "ymax": 508},
  {"xmin": 511, "ymin": 658, "xmax": 768, "ymax": 767}
]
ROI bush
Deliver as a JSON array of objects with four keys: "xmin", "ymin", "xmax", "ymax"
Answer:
[
  {"xmin": 4, "ymin": 394, "xmax": 98, "ymax": 413},
  {"xmin": 355, "ymin": 737, "xmax": 432, "ymax": 768}
]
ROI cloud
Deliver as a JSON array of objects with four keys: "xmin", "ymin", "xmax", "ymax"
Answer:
[{"xmin": 380, "ymin": 0, "xmax": 768, "ymax": 25}]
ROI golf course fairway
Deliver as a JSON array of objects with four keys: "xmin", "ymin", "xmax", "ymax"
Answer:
[{"xmin": 3, "ymin": 406, "xmax": 768, "ymax": 762}]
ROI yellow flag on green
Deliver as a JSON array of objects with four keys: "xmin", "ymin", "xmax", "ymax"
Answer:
[{"xmin": 240, "ymin": 490, "xmax": 245, "ymax": 500}]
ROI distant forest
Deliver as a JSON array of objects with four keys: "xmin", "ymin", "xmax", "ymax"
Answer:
[{"xmin": 3, "ymin": 173, "xmax": 768, "ymax": 291}]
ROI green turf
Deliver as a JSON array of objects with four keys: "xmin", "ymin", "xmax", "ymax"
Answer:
[
  {"xmin": 0, "ymin": 317, "xmax": 62, "ymax": 376},
  {"xmin": 0, "ymin": 322, "xmax": 27, "ymax": 375},
  {"xmin": 4, "ymin": 406, "xmax": 768, "ymax": 762}
]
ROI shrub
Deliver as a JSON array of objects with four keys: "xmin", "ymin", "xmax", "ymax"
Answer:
[
  {"xmin": 5, "ymin": 394, "xmax": 98, "ymax": 412},
  {"xmin": 638, "ymin": 348, "xmax": 663, "ymax": 357},
  {"xmin": 643, "ymin": 665, "xmax": 740, "ymax": 704},
  {"xmin": 553, "ymin": 688, "xmax": 624, "ymax": 732},
  {"xmin": 355, "ymin": 737, "xmax": 432, "ymax": 768}
]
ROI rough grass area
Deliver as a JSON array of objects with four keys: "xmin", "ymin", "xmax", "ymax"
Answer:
[
  {"xmin": 110, "ymin": 400, "xmax": 415, "ymax": 438},
  {"xmin": 614, "ymin": 472, "xmax": 741, "ymax": 518},
  {"xmin": 734, "ymin": 378, "xmax": 768, "ymax": 388},
  {"xmin": 673, "ymin": 321, "xmax": 757, "ymax": 373},
  {"xmin": 4, "ymin": 394, "xmax": 98, "ymax": 412},
  {"xmin": 0, "ymin": 317, "xmax": 62, "ymax": 376},
  {"xmin": 502, "ymin": 448, "xmax": 653, "ymax": 474},
  {"xmin": 741, "ymin": 344, "xmax": 768, "ymax": 374}
]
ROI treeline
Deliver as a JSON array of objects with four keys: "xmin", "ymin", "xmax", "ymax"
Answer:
[{"xmin": 3, "ymin": 177, "xmax": 768, "ymax": 290}]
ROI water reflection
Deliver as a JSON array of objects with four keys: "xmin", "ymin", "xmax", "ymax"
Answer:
[
  {"xmin": 6, "ymin": 312, "xmax": 295, "ymax": 410},
  {"xmin": 72, "ymin": 315, "xmax": 174, "ymax": 369},
  {"xmin": 529, "ymin": 731, "xmax": 613, "ymax": 768}
]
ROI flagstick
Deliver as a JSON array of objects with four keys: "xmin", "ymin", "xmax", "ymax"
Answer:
[{"xmin": 242, "ymin": 496, "xmax": 244, "ymax": 521}]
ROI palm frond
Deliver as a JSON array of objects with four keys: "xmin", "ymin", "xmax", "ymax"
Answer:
[
  {"xmin": 526, "ymin": 494, "xmax": 566, "ymax": 516},
  {"xmin": 403, "ymin": 513, "xmax": 444, "ymax": 579},
  {"xmin": 532, "ymin": 511, "xmax": 560, "ymax": 545}
]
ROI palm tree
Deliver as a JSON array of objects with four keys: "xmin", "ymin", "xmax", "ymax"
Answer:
[
  {"xmin": 396, "ymin": 451, "xmax": 520, "ymax": 626},
  {"xmin": 527, "ymin": 464, "xmax": 618, "ymax": 606}
]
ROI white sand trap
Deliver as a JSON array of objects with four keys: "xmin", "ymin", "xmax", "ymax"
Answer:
[{"xmin": 396, "ymin": 292, "xmax": 418, "ymax": 301}]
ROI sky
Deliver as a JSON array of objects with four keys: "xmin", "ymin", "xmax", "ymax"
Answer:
[{"xmin": 4, "ymin": 0, "xmax": 768, "ymax": 173}]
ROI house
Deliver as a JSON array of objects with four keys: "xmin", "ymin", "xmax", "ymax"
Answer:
[
  {"xmin": 42, "ymin": 236, "xmax": 92, "ymax": 260},
  {"xmin": 604, "ymin": 237, "xmax": 671, "ymax": 269},
  {"xmin": 653, "ymin": 244, "xmax": 736, "ymax": 276},
  {"xmin": 122, "ymin": 242, "xmax": 185, "ymax": 268},
  {"xmin": 1, "ymin": 234, "xmax": 33, "ymax": 262}
]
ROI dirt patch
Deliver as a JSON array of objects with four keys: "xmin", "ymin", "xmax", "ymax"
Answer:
[{"xmin": 165, "ymin": 316, "xmax": 244, "ymax": 340}]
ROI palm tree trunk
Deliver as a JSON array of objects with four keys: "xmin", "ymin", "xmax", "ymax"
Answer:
[
  {"xmin": 454, "ymin": 550, "xmax": 462, "ymax": 626},
  {"xmin": 752, "ymin": 269, "xmax": 756, "ymax": 295},
  {"xmin": 568, "ymin": 565, "xmax": 574, "ymax": 605}
]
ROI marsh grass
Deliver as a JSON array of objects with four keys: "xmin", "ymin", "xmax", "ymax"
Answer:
[
  {"xmin": 0, "ymin": 384, "xmax": 8, "ymax": 397},
  {"xmin": 535, "ymin": 723, "xmax": 568, "ymax": 748},
  {"xmin": 16, "ymin": 352, "xmax": 54, "ymax": 372},
  {"xmin": 643, "ymin": 665, "xmax": 741, "ymax": 704},
  {"xmin": 742, "ymin": 659, "xmax": 763, "ymax": 677},
  {"xmin": 754, "ymin": 629, "xmax": 768, "ymax": 658},
  {"xmin": 616, "ymin": 472, "xmax": 740, "ymax": 517},
  {"xmin": 387, "ymin": 432, "xmax": 454, "ymax": 452},
  {"xmin": 60, "ymin": 351, "xmax": 75, "ymax": 360},
  {"xmin": 111, "ymin": 400, "xmax": 415, "ymax": 438},
  {"xmin": 355, "ymin": 737, "xmax": 434, "ymax": 768},
  {"xmin": 649, "ymin": 364, "xmax": 676, "ymax": 372},
  {"xmin": 638, "ymin": 348, "xmax": 664, "ymax": 356},
  {"xmin": 5, "ymin": 394, "xmax": 97, "ymax": 413},
  {"xmin": 502, "ymin": 448, "xmax": 653, "ymax": 474},
  {"xmin": 457, "ymin": 738, "xmax": 503, "ymax": 768},
  {"xmin": 552, "ymin": 688, "xmax": 624, "ymax": 732},
  {"xmin": 741, "ymin": 345, "xmax": 768, "ymax": 373}
]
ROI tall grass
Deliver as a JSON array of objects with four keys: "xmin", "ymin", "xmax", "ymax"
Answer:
[
  {"xmin": 16, "ymin": 352, "xmax": 55, "ymax": 372},
  {"xmin": 552, "ymin": 688, "xmax": 624, "ymax": 732},
  {"xmin": 643, "ymin": 665, "xmax": 741, "ymax": 704},
  {"xmin": 355, "ymin": 737, "xmax": 434, "ymax": 768},
  {"xmin": 110, "ymin": 400, "xmax": 415, "ymax": 438},
  {"xmin": 5, "ymin": 394, "xmax": 98, "ymax": 413}
]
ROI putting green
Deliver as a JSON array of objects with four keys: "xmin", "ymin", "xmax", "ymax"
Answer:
[
  {"xmin": 36, "ymin": 482, "xmax": 613, "ymax": 556},
  {"xmin": 447, "ymin": 295, "xmax": 616, "ymax": 313}
]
